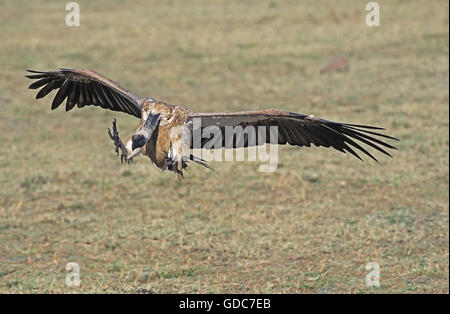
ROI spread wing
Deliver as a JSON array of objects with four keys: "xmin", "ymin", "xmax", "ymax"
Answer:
[
  {"xmin": 26, "ymin": 68, "xmax": 143, "ymax": 118},
  {"xmin": 188, "ymin": 109, "xmax": 398, "ymax": 162}
]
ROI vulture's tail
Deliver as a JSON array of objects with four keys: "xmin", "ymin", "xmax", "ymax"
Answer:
[{"xmin": 189, "ymin": 154, "xmax": 214, "ymax": 171}]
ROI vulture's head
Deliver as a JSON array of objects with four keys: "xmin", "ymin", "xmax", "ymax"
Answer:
[{"xmin": 131, "ymin": 112, "xmax": 161, "ymax": 151}]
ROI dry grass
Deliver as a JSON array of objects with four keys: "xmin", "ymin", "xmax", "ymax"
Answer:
[{"xmin": 0, "ymin": 0, "xmax": 448, "ymax": 293}]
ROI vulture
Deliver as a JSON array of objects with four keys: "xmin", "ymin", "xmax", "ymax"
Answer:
[{"xmin": 26, "ymin": 68, "xmax": 398, "ymax": 180}]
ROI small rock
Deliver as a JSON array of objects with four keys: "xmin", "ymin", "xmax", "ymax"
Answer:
[
  {"xmin": 136, "ymin": 288, "xmax": 155, "ymax": 294},
  {"xmin": 320, "ymin": 56, "xmax": 349, "ymax": 73}
]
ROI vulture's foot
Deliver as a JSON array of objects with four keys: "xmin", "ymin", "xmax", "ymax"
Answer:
[
  {"xmin": 161, "ymin": 156, "xmax": 184, "ymax": 181},
  {"xmin": 107, "ymin": 118, "xmax": 121, "ymax": 156},
  {"xmin": 107, "ymin": 118, "xmax": 129, "ymax": 163},
  {"xmin": 161, "ymin": 156, "xmax": 176, "ymax": 172},
  {"xmin": 121, "ymin": 154, "xmax": 133, "ymax": 164}
]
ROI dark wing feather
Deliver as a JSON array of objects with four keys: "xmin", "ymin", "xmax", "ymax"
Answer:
[
  {"xmin": 188, "ymin": 109, "xmax": 398, "ymax": 162},
  {"xmin": 26, "ymin": 68, "xmax": 143, "ymax": 118}
]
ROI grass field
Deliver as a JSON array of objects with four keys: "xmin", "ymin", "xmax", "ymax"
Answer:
[{"xmin": 0, "ymin": 0, "xmax": 448, "ymax": 293}]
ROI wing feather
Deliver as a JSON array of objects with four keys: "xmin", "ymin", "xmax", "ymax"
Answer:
[
  {"xmin": 188, "ymin": 110, "xmax": 398, "ymax": 161},
  {"xmin": 29, "ymin": 77, "xmax": 54, "ymax": 90},
  {"xmin": 36, "ymin": 78, "xmax": 63, "ymax": 99},
  {"xmin": 77, "ymin": 83, "xmax": 85, "ymax": 108},
  {"xmin": 26, "ymin": 68, "xmax": 143, "ymax": 118},
  {"xmin": 65, "ymin": 83, "xmax": 78, "ymax": 111}
]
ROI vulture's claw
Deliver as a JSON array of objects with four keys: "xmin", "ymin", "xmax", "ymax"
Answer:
[
  {"xmin": 161, "ymin": 156, "xmax": 175, "ymax": 172},
  {"xmin": 108, "ymin": 118, "xmax": 129, "ymax": 162},
  {"xmin": 121, "ymin": 154, "xmax": 133, "ymax": 164},
  {"xmin": 107, "ymin": 118, "xmax": 121, "ymax": 156}
]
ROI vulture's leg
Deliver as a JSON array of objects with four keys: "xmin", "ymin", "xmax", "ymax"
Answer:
[
  {"xmin": 107, "ymin": 118, "xmax": 132, "ymax": 164},
  {"xmin": 161, "ymin": 155, "xmax": 175, "ymax": 172},
  {"xmin": 176, "ymin": 160, "xmax": 184, "ymax": 182}
]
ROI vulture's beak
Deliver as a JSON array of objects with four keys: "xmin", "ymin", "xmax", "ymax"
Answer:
[
  {"xmin": 131, "ymin": 134, "xmax": 146, "ymax": 151},
  {"xmin": 131, "ymin": 113, "xmax": 161, "ymax": 151}
]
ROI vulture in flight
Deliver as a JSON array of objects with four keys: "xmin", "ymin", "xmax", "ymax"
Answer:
[{"xmin": 26, "ymin": 68, "xmax": 398, "ymax": 180}]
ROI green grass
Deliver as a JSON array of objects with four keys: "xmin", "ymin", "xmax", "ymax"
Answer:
[{"xmin": 0, "ymin": 0, "xmax": 448, "ymax": 293}]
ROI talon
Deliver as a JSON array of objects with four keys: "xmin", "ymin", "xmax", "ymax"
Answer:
[
  {"xmin": 161, "ymin": 155, "xmax": 176, "ymax": 172},
  {"xmin": 161, "ymin": 160, "xmax": 168, "ymax": 172},
  {"xmin": 109, "ymin": 118, "xmax": 129, "ymax": 160},
  {"xmin": 107, "ymin": 128, "xmax": 113, "ymax": 139}
]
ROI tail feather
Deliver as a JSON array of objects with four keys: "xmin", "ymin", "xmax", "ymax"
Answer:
[{"xmin": 190, "ymin": 154, "xmax": 214, "ymax": 171}]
